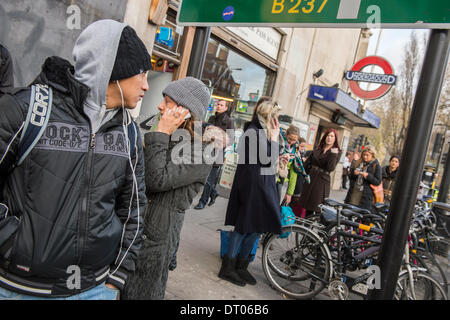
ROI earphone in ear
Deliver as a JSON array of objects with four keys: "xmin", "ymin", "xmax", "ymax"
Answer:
[{"xmin": 116, "ymin": 80, "xmax": 125, "ymax": 109}]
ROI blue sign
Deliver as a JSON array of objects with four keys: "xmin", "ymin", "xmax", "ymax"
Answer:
[
  {"xmin": 155, "ymin": 27, "xmax": 174, "ymax": 48},
  {"xmin": 362, "ymin": 109, "xmax": 381, "ymax": 129},
  {"xmin": 222, "ymin": 6, "xmax": 235, "ymax": 21},
  {"xmin": 307, "ymin": 85, "xmax": 338, "ymax": 102},
  {"xmin": 308, "ymin": 85, "xmax": 380, "ymax": 129}
]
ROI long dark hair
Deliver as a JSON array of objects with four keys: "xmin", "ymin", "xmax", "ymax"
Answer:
[
  {"xmin": 389, "ymin": 155, "xmax": 400, "ymax": 163},
  {"xmin": 318, "ymin": 128, "xmax": 341, "ymax": 151}
]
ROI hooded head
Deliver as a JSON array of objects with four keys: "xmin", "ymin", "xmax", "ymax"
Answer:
[{"xmin": 73, "ymin": 20, "xmax": 151, "ymax": 132}]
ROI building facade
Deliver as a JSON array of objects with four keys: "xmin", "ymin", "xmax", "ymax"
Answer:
[{"xmin": 1, "ymin": 0, "xmax": 380, "ymax": 191}]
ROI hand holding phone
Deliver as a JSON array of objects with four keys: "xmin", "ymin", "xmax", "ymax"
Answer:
[{"xmin": 157, "ymin": 106, "xmax": 191, "ymax": 135}]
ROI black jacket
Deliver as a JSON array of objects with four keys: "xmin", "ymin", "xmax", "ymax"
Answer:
[
  {"xmin": 345, "ymin": 159, "xmax": 382, "ymax": 210},
  {"xmin": 225, "ymin": 117, "xmax": 282, "ymax": 234},
  {"xmin": 0, "ymin": 57, "xmax": 146, "ymax": 297},
  {"xmin": 0, "ymin": 44, "xmax": 14, "ymax": 91},
  {"xmin": 207, "ymin": 111, "xmax": 234, "ymax": 133},
  {"xmin": 382, "ymin": 166, "xmax": 398, "ymax": 203}
]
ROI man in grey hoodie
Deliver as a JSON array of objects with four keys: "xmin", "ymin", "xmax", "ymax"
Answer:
[{"xmin": 0, "ymin": 20, "xmax": 149, "ymax": 300}]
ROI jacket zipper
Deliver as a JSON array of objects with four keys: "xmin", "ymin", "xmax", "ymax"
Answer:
[{"xmin": 77, "ymin": 131, "xmax": 95, "ymax": 265}]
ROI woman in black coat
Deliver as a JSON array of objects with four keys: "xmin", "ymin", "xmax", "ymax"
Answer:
[
  {"xmin": 344, "ymin": 145, "xmax": 382, "ymax": 211},
  {"xmin": 298, "ymin": 128, "xmax": 341, "ymax": 215},
  {"xmin": 220, "ymin": 100, "xmax": 282, "ymax": 287},
  {"xmin": 382, "ymin": 155, "xmax": 400, "ymax": 205}
]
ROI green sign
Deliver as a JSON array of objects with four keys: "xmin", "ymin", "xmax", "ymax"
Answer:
[{"xmin": 178, "ymin": 0, "xmax": 450, "ymax": 28}]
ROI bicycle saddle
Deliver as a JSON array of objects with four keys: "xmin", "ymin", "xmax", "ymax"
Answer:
[
  {"xmin": 361, "ymin": 214, "xmax": 384, "ymax": 223},
  {"xmin": 323, "ymin": 198, "xmax": 345, "ymax": 207},
  {"xmin": 341, "ymin": 209, "xmax": 363, "ymax": 220},
  {"xmin": 342, "ymin": 203, "xmax": 371, "ymax": 215},
  {"xmin": 432, "ymin": 202, "xmax": 450, "ymax": 214},
  {"xmin": 373, "ymin": 203, "xmax": 389, "ymax": 213}
]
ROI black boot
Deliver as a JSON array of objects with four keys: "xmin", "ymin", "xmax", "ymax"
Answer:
[
  {"xmin": 194, "ymin": 201, "xmax": 206, "ymax": 210},
  {"xmin": 218, "ymin": 256, "xmax": 246, "ymax": 286},
  {"xmin": 236, "ymin": 256, "xmax": 257, "ymax": 285},
  {"xmin": 208, "ymin": 194, "xmax": 218, "ymax": 206}
]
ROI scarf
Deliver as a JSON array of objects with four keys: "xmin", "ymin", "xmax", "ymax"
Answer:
[
  {"xmin": 280, "ymin": 129, "xmax": 310, "ymax": 184},
  {"xmin": 356, "ymin": 160, "xmax": 375, "ymax": 191}
]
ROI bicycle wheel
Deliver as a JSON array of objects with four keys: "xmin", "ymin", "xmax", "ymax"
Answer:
[
  {"xmin": 394, "ymin": 270, "xmax": 448, "ymax": 300},
  {"xmin": 411, "ymin": 252, "xmax": 448, "ymax": 296},
  {"xmin": 262, "ymin": 224, "xmax": 332, "ymax": 300}
]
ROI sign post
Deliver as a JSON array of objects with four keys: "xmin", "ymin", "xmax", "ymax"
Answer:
[
  {"xmin": 367, "ymin": 29, "xmax": 450, "ymax": 299},
  {"xmin": 178, "ymin": 0, "xmax": 450, "ymax": 29}
]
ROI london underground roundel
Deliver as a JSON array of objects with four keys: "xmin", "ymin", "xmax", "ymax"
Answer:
[{"xmin": 346, "ymin": 56, "xmax": 397, "ymax": 100}]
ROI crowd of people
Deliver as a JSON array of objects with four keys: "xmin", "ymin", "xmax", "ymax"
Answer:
[{"xmin": 0, "ymin": 20, "xmax": 402, "ymax": 300}]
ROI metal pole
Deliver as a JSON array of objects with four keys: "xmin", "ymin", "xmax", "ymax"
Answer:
[
  {"xmin": 186, "ymin": 27, "xmax": 211, "ymax": 79},
  {"xmin": 437, "ymin": 139, "xmax": 450, "ymax": 203},
  {"xmin": 367, "ymin": 29, "xmax": 450, "ymax": 300}
]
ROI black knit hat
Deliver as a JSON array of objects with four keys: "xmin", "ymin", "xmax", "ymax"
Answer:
[{"xmin": 110, "ymin": 26, "xmax": 152, "ymax": 81}]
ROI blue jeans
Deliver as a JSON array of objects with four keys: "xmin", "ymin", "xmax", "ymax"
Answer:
[
  {"xmin": 226, "ymin": 231, "xmax": 261, "ymax": 259},
  {"xmin": 0, "ymin": 282, "xmax": 119, "ymax": 300},
  {"xmin": 199, "ymin": 166, "xmax": 220, "ymax": 205}
]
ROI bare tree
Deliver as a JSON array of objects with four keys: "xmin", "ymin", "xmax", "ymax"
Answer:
[
  {"xmin": 397, "ymin": 32, "xmax": 423, "ymax": 151},
  {"xmin": 365, "ymin": 32, "xmax": 426, "ymax": 158},
  {"xmin": 436, "ymin": 59, "xmax": 450, "ymax": 128}
]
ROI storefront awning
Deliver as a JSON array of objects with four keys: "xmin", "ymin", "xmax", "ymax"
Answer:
[{"xmin": 307, "ymin": 85, "xmax": 380, "ymax": 129}]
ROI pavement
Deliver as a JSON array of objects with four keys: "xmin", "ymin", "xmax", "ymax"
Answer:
[{"xmin": 165, "ymin": 188, "xmax": 354, "ymax": 300}]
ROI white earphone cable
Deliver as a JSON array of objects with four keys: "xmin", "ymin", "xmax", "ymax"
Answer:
[{"xmin": 110, "ymin": 80, "xmax": 141, "ymax": 276}]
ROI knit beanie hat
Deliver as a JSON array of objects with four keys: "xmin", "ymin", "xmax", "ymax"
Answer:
[
  {"xmin": 110, "ymin": 26, "xmax": 152, "ymax": 81},
  {"xmin": 162, "ymin": 77, "xmax": 211, "ymax": 120}
]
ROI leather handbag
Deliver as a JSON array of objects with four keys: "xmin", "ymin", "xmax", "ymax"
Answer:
[
  {"xmin": 369, "ymin": 162, "xmax": 384, "ymax": 204},
  {"xmin": 370, "ymin": 183, "xmax": 384, "ymax": 204}
]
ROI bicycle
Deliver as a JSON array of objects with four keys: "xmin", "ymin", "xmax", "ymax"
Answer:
[
  {"xmin": 261, "ymin": 198, "xmax": 448, "ymax": 300},
  {"xmin": 262, "ymin": 199, "xmax": 383, "ymax": 300},
  {"xmin": 394, "ymin": 242, "xmax": 447, "ymax": 300}
]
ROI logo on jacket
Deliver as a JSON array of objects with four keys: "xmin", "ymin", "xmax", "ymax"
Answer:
[{"xmin": 30, "ymin": 84, "xmax": 51, "ymax": 126}]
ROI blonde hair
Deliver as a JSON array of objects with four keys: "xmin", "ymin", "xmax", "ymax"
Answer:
[
  {"xmin": 362, "ymin": 145, "xmax": 377, "ymax": 159},
  {"xmin": 256, "ymin": 100, "xmax": 282, "ymax": 138}
]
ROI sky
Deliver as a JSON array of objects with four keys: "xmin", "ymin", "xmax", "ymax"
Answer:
[
  {"xmin": 366, "ymin": 28, "xmax": 430, "ymax": 74},
  {"xmin": 361, "ymin": 28, "xmax": 430, "ymax": 93}
]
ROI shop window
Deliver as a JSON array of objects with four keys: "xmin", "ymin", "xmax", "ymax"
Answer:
[{"xmin": 202, "ymin": 37, "xmax": 276, "ymax": 129}]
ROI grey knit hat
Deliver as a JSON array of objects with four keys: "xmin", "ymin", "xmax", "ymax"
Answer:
[{"xmin": 162, "ymin": 77, "xmax": 210, "ymax": 120}]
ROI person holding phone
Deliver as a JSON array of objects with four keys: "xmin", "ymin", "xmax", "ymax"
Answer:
[
  {"xmin": 219, "ymin": 100, "xmax": 282, "ymax": 287},
  {"xmin": 297, "ymin": 128, "xmax": 341, "ymax": 216},
  {"xmin": 344, "ymin": 145, "xmax": 382, "ymax": 210},
  {"xmin": 122, "ymin": 77, "xmax": 224, "ymax": 300}
]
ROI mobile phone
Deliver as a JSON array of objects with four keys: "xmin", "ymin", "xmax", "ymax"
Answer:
[{"xmin": 176, "ymin": 106, "xmax": 191, "ymax": 120}]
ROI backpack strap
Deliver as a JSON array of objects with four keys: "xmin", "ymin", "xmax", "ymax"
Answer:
[
  {"xmin": 127, "ymin": 120, "xmax": 137, "ymax": 157},
  {"xmin": 17, "ymin": 84, "xmax": 53, "ymax": 165}
]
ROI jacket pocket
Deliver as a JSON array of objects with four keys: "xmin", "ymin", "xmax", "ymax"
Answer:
[
  {"xmin": 143, "ymin": 203, "xmax": 171, "ymax": 243},
  {"xmin": 0, "ymin": 207, "xmax": 20, "ymax": 260}
]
